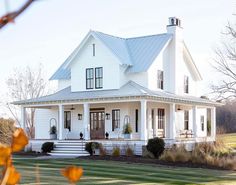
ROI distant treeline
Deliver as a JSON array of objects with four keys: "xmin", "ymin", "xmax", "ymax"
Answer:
[{"xmin": 216, "ymin": 101, "xmax": 236, "ymax": 133}]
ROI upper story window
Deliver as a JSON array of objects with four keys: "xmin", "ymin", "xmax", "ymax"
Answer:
[
  {"xmin": 157, "ymin": 70, "xmax": 164, "ymax": 89},
  {"xmin": 184, "ymin": 110, "xmax": 189, "ymax": 130},
  {"xmin": 184, "ymin": 75, "xmax": 189, "ymax": 93},
  {"xmin": 86, "ymin": 68, "xmax": 94, "ymax": 89},
  {"xmin": 92, "ymin": 44, "xmax": 96, "ymax": 56},
  {"xmin": 95, "ymin": 67, "xmax": 103, "ymax": 89}
]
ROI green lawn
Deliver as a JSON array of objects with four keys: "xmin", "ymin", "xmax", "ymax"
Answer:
[
  {"xmin": 219, "ymin": 133, "xmax": 236, "ymax": 149},
  {"xmin": 10, "ymin": 157, "xmax": 236, "ymax": 185}
]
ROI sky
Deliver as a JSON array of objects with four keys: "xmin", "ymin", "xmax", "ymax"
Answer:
[{"xmin": 0, "ymin": 0, "xmax": 235, "ymax": 117}]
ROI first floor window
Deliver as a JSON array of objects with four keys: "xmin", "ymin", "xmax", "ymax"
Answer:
[
  {"xmin": 112, "ymin": 109, "xmax": 120, "ymax": 131},
  {"xmin": 158, "ymin": 109, "xmax": 165, "ymax": 130},
  {"xmin": 64, "ymin": 111, "xmax": 71, "ymax": 131},
  {"xmin": 157, "ymin": 70, "xmax": 164, "ymax": 89},
  {"xmin": 95, "ymin": 67, "xmax": 103, "ymax": 89},
  {"xmin": 135, "ymin": 109, "xmax": 138, "ymax": 132},
  {"xmin": 201, "ymin": 116, "xmax": 204, "ymax": 131},
  {"xmin": 184, "ymin": 110, "xmax": 189, "ymax": 130},
  {"xmin": 86, "ymin": 68, "xmax": 94, "ymax": 89}
]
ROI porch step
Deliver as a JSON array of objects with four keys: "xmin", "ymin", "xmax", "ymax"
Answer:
[{"xmin": 49, "ymin": 141, "xmax": 89, "ymax": 157}]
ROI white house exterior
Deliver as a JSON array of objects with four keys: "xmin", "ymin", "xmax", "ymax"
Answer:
[{"xmin": 15, "ymin": 17, "xmax": 220, "ymax": 154}]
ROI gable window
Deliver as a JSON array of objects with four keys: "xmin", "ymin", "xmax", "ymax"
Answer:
[
  {"xmin": 86, "ymin": 68, "xmax": 94, "ymax": 89},
  {"xmin": 201, "ymin": 116, "xmax": 204, "ymax": 131},
  {"xmin": 184, "ymin": 110, "xmax": 189, "ymax": 130},
  {"xmin": 184, "ymin": 75, "xmax": 189, "ymax": 93},
  {"xmin": 95, "ymin": 67, "xmax": 103, "ymax": 89},
  {"xmin": 112, "ymin": 109, "xmax": 120, "ymax": 131},
  {"xmin": 92, "ymin": 44, "xmax": 96, "ymax": 56},
  {"xmin": 157, "ymin": 70, "xmax": 164, "ymax": 89}
]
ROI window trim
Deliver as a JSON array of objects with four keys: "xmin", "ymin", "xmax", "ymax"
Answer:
[
  {"xmin": 157, "ymin": 70, "xmax": 164, "ymax": 89},
  {"xmin": 112, "ymin": 109, "xmax": 120, "ymax": 131},
  {"xmin": 86, "ymin": 68, "xmax": 94, "ymax": 89},
  {"xmin": 184, "ymin": 110, "xmax": 189, "ymax": 130},
  {"xmin": 95, "ymin": 67, "xmax": 103, "ymax": 89},
  {"xmin": 135, "ymin": 109, "xmax": 138, "ymax": 133}
]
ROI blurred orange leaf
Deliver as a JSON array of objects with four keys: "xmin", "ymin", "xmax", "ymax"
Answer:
[
  {"xmin": 61, "ymin": 166, "xmax": 83, "ymax": 183},
  {"xmin": 12, "ymin": 128, "xmax": 28, "ymax": 152},
  {"xmin": 0, "ymin": 144, "xmax": 11, "ymax": 166},
  {"xmin": 3, "ymin": 166, "xmax": 21, "ymax": 185}
]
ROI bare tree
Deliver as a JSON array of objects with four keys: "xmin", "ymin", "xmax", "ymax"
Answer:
[
  {"xmin": 6, "ymin": 64, "xmax": 48, "ymax": 138},
  {"xmin": 211, "ymin": 19, "xmax": 236, "ymax": 100}
]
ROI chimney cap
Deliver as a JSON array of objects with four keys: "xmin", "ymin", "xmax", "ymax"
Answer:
[{"xmin": 168, "ymin": 17, "xmax": 182, "ymax": 27}]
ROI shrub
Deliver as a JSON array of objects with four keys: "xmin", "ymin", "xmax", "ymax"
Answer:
[
  {"xmin": 85, "ymin": 142, "xmax": 100, "ymax": 155},
  {"xmin": 112, "ymin": 146, "xmax": 120, "ymax": 157},
  {"xmin": 160, "ymin": 145, "xmax": 190, "ymax": 162},
  {"xmin": 146, "ymin": 137, "xmax": 165, "ymax": 158},
  {"xmin": 99, "ymin": 144, "xmax": 107, "ymax": 156},
  {"xmin": 142, "ymin": 146, "xmax": 155, "ymax": 159},
  {"xmin": 41, "ymin": 142, "xmax": 54, "ymax": 153},
  {"xmin": 125, "ymin": 146, "xmax": 134, "ymax": 156}
]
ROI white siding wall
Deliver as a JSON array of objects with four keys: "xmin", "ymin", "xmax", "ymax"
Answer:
[
  {"xmin": 35, "ymin": 108, "xmax": 58, "ymax": 139},
  {"xmin": 58, "ymin": 80, "xmax": 71, "ymax": 91},
  {"xmin": 70, "ymin": 36, "xmax": 121, "ymax": 92}
]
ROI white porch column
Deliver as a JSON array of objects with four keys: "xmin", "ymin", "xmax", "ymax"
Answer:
[
  {"xmin": 211, "ymin": 107, "xmax": 216, "ymax": 140},
  {"xmin": 83, "ymin": 103, "xmax": 90, "ymax": 140},
  {"xmin": 140, "ymin": 100, "xmax": 147, "ymax": 141},
  {"xmin": 169, "ymin": 103, "xmax": 176, "ymax": 140},
  {"xmin": 20, "ymin": 106, "xmax": 26, "ymax": 130},
  {"xmin": 147, "ymin": 108, "xmax": 152, "ymax": 139},
  {"xmin": 58, "ymin": 104, "xmax": 64, "ymax": 140},
  {"xmin": 192, "ymin": 106, "xmax": 197, "ymax": 138}
]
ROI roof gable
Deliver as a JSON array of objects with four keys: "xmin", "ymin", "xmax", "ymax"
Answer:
[{"xmin": 50, "ymin": 30, "xmax": 173, "ymax": 80}]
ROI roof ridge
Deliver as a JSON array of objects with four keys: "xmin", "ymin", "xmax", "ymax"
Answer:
[
  {"xmin": 126, "ymin": 33, "xmax": 169, "ymax": 40},
  {"xmin": 92, "ymin": 30, "xmax": 125, "ymax": 40}
]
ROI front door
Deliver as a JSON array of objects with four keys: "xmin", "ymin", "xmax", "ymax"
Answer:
[{"xmin": 90, "ymin": 109, "xmax": 105, "ymax": 139}]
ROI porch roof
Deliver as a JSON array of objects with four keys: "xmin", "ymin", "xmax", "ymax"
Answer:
[{"xmin": 13, "ymin": 81, "xmax": 221, "ymax": 106}]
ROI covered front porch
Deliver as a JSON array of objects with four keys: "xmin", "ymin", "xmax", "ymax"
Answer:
[{"xmin": 21, "ymin": 98, "xmax": 216, "ymax": 146}]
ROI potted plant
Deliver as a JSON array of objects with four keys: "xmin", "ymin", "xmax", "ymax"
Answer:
[
  {"xmin": 123, "ymin": 123, "xmax": 132, "ymax": 139},
  {"xmin": 49, "ymin": 125, "xmax": 57, "ymax": 139},
  {"xmin": 80, "ymin": 132, "xmax": 84, "ymax": 140}
]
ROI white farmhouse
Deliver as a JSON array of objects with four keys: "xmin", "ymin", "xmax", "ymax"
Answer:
[{"xmin": 15, "ymin": 17, "xmax": 220, "ymax": 156}]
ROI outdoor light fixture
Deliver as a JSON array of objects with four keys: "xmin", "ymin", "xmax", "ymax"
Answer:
[
  {"xmin": 78, "ymin": 114, "xmax": 82, "ymax": 120},
  {"xmin": 105, "ymin": 113, "xmax": 110, "ymax": 120}
]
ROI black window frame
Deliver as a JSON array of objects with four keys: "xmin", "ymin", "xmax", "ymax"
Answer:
[
  {"xmin": 157, "ymin": 70, "xmax": 164, "ymax": 89},
  {"xmin": 112, "ymin": 109, "xmax": 120, "ymax": 131},
  {"xmin": 201, "ymin": 115, "xmax": 204, "ymax": 131},
  {"xmin": 135, "ymin": 109, "xmax": 138, "ymax": 133},
  {"xmin": 158, "ymin": 108, "xmax": 165, "ymax": 130},
  {"xmin": 95, "ymin": 67, "xmax": 103, "ymax": 89},
  {"xmin": 64, "ymin": 111, "xmax": 71, "ymax": 132},
  {"xmin": 184, "ymin": 110, "xmax": 189, "ymax": 130},
  {"xmin": 86, "ymin": 68, "xmax": 94, "ymax": 89},
  {"xmin": 184, "ymin": 75, "xmax": 189, "ymax": 93}
]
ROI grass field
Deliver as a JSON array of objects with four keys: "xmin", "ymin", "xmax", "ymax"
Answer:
[
  {"xmin": 219, "ymin": 133, "xmax": 236, "ymax": 149},
  {"xmin": 11, "ymin": 157, "xmax": 236, "ymax": 185}
]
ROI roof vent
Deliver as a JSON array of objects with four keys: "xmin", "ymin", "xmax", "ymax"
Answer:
[{"xmin": 168, "ymin": 17, "xmax": 181, "ymax": 27}]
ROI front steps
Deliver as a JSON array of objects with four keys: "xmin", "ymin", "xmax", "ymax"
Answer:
[{"xmin": 49, "ymin": 140, "xmax": 90, "ymax": 157}]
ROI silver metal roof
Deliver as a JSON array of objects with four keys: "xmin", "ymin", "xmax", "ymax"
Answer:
[
  {"xmin": 14, "ymin": 81, "xmax": 220, "ymax": 106},
  {"xmin": 50, "ymin": 31, "xmax": 172, "ymax": 80}
]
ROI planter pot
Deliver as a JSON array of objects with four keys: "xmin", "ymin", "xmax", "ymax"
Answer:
[
  {"xmin": 93, "ymin": 149, "xmax": 100, "ymax": 156},
  {"xmin": 50, "ymin": 134, "xmax": 57, "ymax": 140},
  {"xmin": 124, "ymin": 134, "xmax": 132, "ymax": 139}
]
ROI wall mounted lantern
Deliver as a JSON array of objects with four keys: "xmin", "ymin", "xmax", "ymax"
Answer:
[
  {"xmin": 105, "ymin": 113, "xmax": 110, "ymax": 120},
  {"xmin": 78, "ymin": 114, "xmax": 83, "ymax": 120}
]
